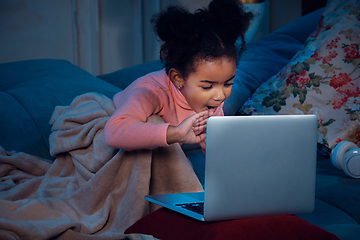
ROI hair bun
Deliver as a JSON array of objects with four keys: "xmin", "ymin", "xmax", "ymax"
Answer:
[
  {"xmin": 151, "ymin": 6, "xmax": 196, "ymax": 43},
  {"xmin": 208, "ymin": 0, "xmax": 253, "ymax": 43}
]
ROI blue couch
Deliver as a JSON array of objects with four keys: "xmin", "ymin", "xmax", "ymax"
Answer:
[{"xmin": 1, "ymin": 7, "xmax": 359, "ymax": 240}]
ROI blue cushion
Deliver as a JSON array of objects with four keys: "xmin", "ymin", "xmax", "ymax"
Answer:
[
  {"xmin": 297, "ymin": 154, "xmax": 360, "ymax": 239},
  {"xmin": 98, "ymin": 60, "xmax": 164, "ymax": 90},
  {"xmin": 0, "ymin": 59, "xmax": 120, "ymax": 159}
]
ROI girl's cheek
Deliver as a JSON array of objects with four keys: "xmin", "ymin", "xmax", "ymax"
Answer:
[{"xmin": 226, "ymin": 88, "xmax": 232, "ymax": 97}]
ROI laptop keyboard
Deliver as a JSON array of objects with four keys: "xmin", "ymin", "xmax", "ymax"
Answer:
[{"xmin": 176, "ymin": 202, "xmax": 204, "ymax": 215}]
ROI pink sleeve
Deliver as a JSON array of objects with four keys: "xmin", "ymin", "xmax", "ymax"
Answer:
[{"xmin": 104, "ymin": 87, "xmax": 170, "ymax": 151}]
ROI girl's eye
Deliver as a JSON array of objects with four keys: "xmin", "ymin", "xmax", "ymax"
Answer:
[
  {"xmin": 225, "ymin": 82, "xmax": 234, "ymax": 87},
  {"xmin": 202, "ymin": 86, "xmax": 212, "ymax": 90}
]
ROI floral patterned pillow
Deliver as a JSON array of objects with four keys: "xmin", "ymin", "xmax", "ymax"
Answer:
[{"xmin": 240, "ymin": 0, "xmax": 360, "ymax": 150}]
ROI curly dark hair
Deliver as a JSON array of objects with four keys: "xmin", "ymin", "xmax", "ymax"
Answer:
[{"xmin": 151, "ymin": 0, "xmax": 254, "ymax": 79}]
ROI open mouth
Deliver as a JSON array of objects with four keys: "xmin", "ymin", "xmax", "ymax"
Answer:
[{"xmin": 207, "ymin": 106, "xmax": 218, "ymax": 114}]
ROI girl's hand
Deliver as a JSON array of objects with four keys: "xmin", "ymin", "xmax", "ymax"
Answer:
[{"xmin": 166, "ymin": 111, "xmax": 210, "ymax": 145}]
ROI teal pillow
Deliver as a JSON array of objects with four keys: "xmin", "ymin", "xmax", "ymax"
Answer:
[{"xmin": 0, "ymin": 59, "xmax": 120, "ymax": 159}]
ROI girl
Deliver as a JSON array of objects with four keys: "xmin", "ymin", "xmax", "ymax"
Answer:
[
  {"xmin": 104, "ymin": 0, "xmax": 253, "ymax": 198},
  {"xmin": 104, "ymin": 0, "xmax": 253, "ymax": 154}
]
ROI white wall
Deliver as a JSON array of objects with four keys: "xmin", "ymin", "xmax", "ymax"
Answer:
[{"xmin": 0, "ymin": 0, "xmax": 301, "ymax": 76}]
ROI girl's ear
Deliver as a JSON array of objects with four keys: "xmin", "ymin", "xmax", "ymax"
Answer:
[{"xmin": 169, "ymin": 68, "xmax": 185, "ymax": 89}]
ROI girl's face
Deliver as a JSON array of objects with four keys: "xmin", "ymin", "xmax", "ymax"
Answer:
[{"xmin": 171, "ymin": 57, "xmax": 236, "ymax": 113}]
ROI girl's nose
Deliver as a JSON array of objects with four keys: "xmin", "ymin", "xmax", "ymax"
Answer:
[{"xmin": 213, "ymin": 87, "xmax": 226, "ymax": 102}]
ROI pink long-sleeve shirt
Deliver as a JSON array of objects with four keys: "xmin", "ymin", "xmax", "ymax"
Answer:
[{"xmin": 104, "ymin": 69, "xmax": 224, "ymax": 152}]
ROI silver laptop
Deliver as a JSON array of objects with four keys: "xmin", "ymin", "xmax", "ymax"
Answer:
[{"xmin": 145, "ymin": 115, "xmax": 318, "ymax": 221}]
